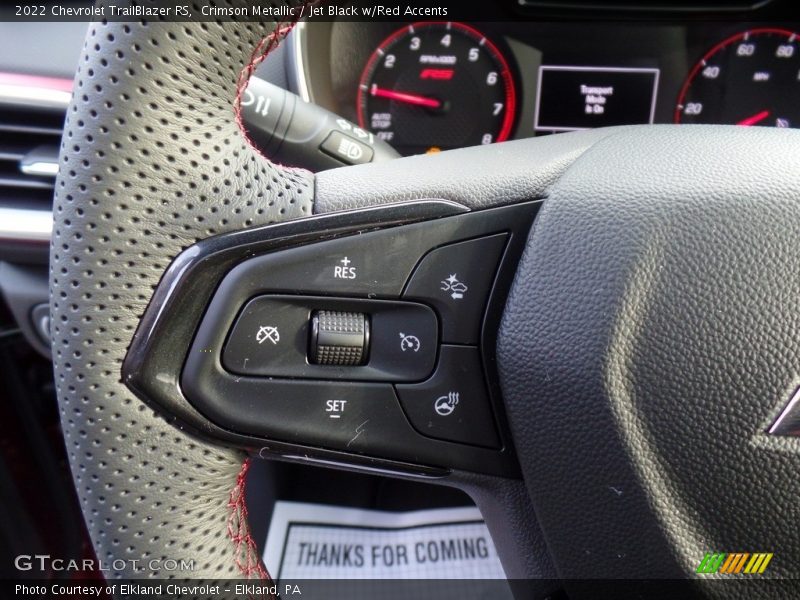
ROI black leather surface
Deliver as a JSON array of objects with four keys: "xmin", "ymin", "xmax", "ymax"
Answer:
[
  {"xmin": 498, "ymin": 126, "xmax": 800, "ymax": 591},
  {"xmin": 450, "ymin": 472, "xmax": 557, "ymax": 584},
  {"xmin": 51, "ymin": 11, "xmax": 313, "ymax": 581},
  {"xmin": 315, "ymin": 127, "xmax": 625, "ymax": 211},
  {"xmin": 51, "ymin": 10, "xmax": 563, "ymax": 588}
]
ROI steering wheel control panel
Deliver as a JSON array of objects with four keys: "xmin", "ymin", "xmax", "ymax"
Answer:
[
  {"xmin": 222, "ymin": 296, "xmax": 439, "ymax": 381},
  {"xmin": 125, "ymin": 201, "xmax": 540, "ymax": 478}
]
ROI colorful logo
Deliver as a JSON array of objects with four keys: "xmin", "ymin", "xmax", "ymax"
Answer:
[{"xmin": 696, "ymin": 552, "xmax": 773, "ymax": 574}]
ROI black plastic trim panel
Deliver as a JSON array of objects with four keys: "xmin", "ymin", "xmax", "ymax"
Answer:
[{"xmin": 123, "ymin": 200, "xmax": 540, "ymax": 478}]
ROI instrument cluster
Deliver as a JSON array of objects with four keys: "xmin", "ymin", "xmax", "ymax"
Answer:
[{"xmin": 304, "ymin": 21, "xmax": 800, "ymax": 156}]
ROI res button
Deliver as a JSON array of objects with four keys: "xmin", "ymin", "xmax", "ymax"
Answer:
[
  {"xmin": 403, "ymin": 234, "xmax": 507, "ymax": 344},
  {"xmin": 226, "ymin": 228, "xmax": 432, "ymax": 298}
]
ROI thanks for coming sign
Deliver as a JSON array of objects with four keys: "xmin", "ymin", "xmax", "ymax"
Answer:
[{"xmin": 264, "ymin": 501, "xmax": 506, "ymax": 580}]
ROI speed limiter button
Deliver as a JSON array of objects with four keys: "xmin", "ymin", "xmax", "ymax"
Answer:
[{"xmin": 396, "ymin": 346, "xmax": 499, "ymax": 449}]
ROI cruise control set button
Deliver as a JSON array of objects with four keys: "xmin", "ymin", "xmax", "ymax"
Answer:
[{"xmin": 181, "ymin": 374, "xmax": 420, "ymax": 458}]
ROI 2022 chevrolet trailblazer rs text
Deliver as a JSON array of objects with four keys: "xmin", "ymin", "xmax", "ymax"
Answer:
[{"xmin": 1, "ymin": 0, "xmax": 800, "ymax": 599}]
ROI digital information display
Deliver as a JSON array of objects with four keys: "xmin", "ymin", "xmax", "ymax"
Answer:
[{"xmin": 534, "ymin": 66, "xmax": 660, "ymax": 132}]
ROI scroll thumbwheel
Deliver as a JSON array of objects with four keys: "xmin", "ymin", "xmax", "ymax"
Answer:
[{"xmin": 309, "ymin": 310, "xmax": 370, "ymax": 366}]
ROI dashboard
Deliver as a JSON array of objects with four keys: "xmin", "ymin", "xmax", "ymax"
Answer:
[
  {"xmin": 296, "ymin": 21, "xmax": 800, "ymax": 156},
  {"xmin": 1, "ymin": 14, "xmax": 799, "ymax": 262}
]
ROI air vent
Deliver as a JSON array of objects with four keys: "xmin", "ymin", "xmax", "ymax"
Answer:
[
  {"xmin": 0, "ymin": 73, "xmax": 70, "ymax": 243},
  {"xmin": 0, "ymin": 105, "xmax": 62, "ymax": 210}
]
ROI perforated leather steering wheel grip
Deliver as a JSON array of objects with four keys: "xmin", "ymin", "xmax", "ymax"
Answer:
[{"xmin": 51, "ymin": 12, "xmax": 313, "ymax": 580}]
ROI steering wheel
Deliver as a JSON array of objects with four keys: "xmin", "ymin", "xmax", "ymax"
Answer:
[{"xmin": 52, "ymin": 9, "xmax": 800, "ymax": 598}]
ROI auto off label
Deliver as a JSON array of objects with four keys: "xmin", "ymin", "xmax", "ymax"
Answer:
[{"xmin": 264, "ymin": 502, "xmax": 506, "ymax": 580}]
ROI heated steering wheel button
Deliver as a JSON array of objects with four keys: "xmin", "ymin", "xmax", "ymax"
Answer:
[
  {"xmin": 403, "ymin": 234, "xmax": 507, "ymax": 344},
  {"xmin": 396, "ymin": 346, "xmax": 499, "ymax": 449}
]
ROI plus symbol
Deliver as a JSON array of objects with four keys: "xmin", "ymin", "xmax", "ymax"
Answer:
[{"xmin": 340, "ymin": 257, "xmax": 351, "ymax": 267}]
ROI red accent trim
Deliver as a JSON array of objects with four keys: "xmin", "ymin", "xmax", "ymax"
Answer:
[
  {"xmin": 357, "ymin": 21, "xmax": 517, "ymax": 145},
  {"xmin": 371, "ymin": 86, "xmax": 442, "ymax": 108},
  {"xmin": 674, "ymin": 28, "xmax": 798, "ymax": 124},
  {"xmin": 420, "ymin": 68, "xmax": 455, "ymax": 81},
  {"xmin": 227, "ymin": 458, "xmax": 271, "ymax": 582},
  {"xmin": 0, "ymin": 72, "xmax": 73, "ymax": 92},
  {"xmin": 230, "ymin": 15, "xmax": 318, "ymax": 585},
  {"xmin": 737, "ymin": 109, "xmax": 771, "ymax": 126},
  {"xmin": 233, "ymin": 7, "xmax": 320, "ymax": 171},
  {"xmin": 234, "ymin": 23, "xmax": 297, "ymax": 151}
]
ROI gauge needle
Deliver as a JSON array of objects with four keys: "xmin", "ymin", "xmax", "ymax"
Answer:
[
  {"xmin": 370, "ymin": 86, "xmax": 442, "ymax": 109},
  {"xmin": 737, "ymin": 110, "xmax": 771, "ymax": 127}
]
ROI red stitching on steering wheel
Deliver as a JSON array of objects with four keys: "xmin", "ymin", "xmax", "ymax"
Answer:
[
  {"xmin": 227, "ymin": 458, "xmax": 270, "ymax": 583},
  {"xmin": 233, "ymin": 2, "xmax": 319, "ymax": 155},
  {"xmin": 228, "ymin": 7, "xmax": 318, "ymax": 584}
]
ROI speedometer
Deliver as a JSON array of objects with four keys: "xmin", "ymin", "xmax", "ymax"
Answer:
[
  {"xmin": 676, "ymin": 28, "xmax": 800, "ymax": 127},
  {"xmin": 357, "ymin": 22, "xmax": 517, "ymax": 156}
]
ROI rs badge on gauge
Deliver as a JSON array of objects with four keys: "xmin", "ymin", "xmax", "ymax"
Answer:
[{"xmin": 357, "ymin": 22, "xmax": 517, "ymax": 156}]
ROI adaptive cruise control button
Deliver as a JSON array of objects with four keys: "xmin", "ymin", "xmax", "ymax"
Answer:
[
  {"xmin": 396, "ymin": 346, "xmax": 500, "ymax": 449},
  {"xmin": 403, "ymin": 234, "xmax": 507, "ymax": 344}
]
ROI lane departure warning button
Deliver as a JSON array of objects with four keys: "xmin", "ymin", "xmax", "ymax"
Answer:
[{"xmin": 403, "ymin": 234, "xmax": 507, "ymax": 344}]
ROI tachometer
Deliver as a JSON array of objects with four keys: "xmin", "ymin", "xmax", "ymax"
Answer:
[
  {"xmin": 676, "ymin": 28, "xmax": 800, "ymax": 127},
  {"xmin": 357, "ymin": 22, "xmax": 516, "ymax": 156}
]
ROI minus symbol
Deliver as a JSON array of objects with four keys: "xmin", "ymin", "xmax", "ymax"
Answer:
[{"xmin": 330, "ymin": 415, "xmax": 341, "ymax": 419}]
